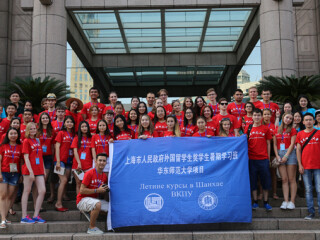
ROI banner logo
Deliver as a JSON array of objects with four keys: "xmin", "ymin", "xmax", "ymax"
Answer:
[
  {"xmin": 144, "ymin": 193, "xmax": 164, "ymax": 212},
  {"xmin": 198, "ymin": 191, "xmax": 218, "ymax": 210}
]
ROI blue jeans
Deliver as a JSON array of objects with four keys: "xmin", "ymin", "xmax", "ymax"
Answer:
[{"xmin": 302, "ymin": 169, "xmax": 320, "ymax": 214}]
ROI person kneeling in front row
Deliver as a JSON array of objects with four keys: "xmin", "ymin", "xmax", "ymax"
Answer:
[{"xmin": 76, "ymin": 153, "xmax": 109, "ymax": 234}]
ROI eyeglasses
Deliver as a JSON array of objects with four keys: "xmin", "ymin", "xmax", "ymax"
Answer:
[{"xmin": 220, "ymin": 103, "xmax": 228, "ymax": 106}]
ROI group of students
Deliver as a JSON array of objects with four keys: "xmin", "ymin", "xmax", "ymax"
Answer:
[{"xmin": 0, "ymin": 86, "xmax": 319, "ymax": 233}]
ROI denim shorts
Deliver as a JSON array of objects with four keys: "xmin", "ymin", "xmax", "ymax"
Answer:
[
  {"xmin": 249, "ymin": 159, "xmax": 271, "ymax": 191},
  {"xmin": 1, "ymin": 172, "xmax": 20, "ymax": 186},
  {"xmin": 278, "ymin": 150, "xmax": 297, "ymax": 165},
  {"xmin": 43, "ymin": 155, "xmax": 53, "ymax": 170},
  {"xmin": 54, "ymin": 157, "xmax": 72, "ymax": 170}
]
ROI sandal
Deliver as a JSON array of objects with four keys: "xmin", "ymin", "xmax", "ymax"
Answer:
[
  {"xmin": 0, "ymin": 221, "xmax": 6, "ymax": 229},
  {"xmin": 8, "ymin": 208, "xmax": 16, "ymax": 215},
  {"xmin": 273, "ymin": 193, "xmax": 279, "ymax": 200}
]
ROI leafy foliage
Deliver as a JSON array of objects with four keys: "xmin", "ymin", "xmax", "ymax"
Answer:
[
  {"xmin": 256, "ymin": 75, "xmax": 320, "ymax": 106},
  {"xmin": 0, "ymin": 76, "xmax": 72, "ymax": 113}
]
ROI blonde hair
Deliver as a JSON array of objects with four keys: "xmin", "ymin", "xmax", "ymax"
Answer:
[
  {"xmin": 137, "ymin": 114, "xmax": 154, "ymax": 136},
  {"xmin": 278, "ymin": 112, "xmax": 293, "ymax": 134},
  {"xmin": 25, "ymin": 122, "xmax": 37, "ymax": 139}
]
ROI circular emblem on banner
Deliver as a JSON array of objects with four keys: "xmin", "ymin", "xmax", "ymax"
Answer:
[
  {"xmin": 198, "ymin": 191, "xmax": 218, "ymax": 210},
  {"xmin": 144, "ymin": 193, "xmax": 164, "ymax": 212}
]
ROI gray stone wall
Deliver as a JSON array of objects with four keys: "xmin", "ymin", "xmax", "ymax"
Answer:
[{"xmin": 294, "ymin": 0, "xmax": 320, "ymax": 76}]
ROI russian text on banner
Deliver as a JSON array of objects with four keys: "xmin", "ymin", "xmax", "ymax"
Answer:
[{"xmin": 107, "ymin": 135, "xmax": 251, "ymax": 229}]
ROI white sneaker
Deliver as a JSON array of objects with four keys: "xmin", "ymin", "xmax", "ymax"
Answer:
[
  {"xmin": 87, "ymin": 227, "xmax": 104, "ymax": 235},
  {"xmin": 287, "ymin": 201, "xmax": 295, "ymax": 210},
  {"xmin": 280, "ymin": 201, "xmax": 288, "ymax": 209}
]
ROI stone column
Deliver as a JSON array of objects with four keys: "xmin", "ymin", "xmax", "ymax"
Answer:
[
  {"xmin": 32, "ymin": 0, "xmax": 66, "ymax": 81},
  {"xmin": 0, "ymin": 0, "xmax": 10, "ymax": 85},
  {"xmin": 260, "ymin": 0, "xmax": 296, "ymax": 77}
]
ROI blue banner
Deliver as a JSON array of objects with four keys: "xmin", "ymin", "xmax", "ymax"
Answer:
[{"xmin": 107, "ymin": 135, "xmax": 251, "ymax": 230}]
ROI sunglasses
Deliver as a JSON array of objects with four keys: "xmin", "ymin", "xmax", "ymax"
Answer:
[{"xmin": 220, "ymin": 102, "xmax": 228, "ymax": 106}]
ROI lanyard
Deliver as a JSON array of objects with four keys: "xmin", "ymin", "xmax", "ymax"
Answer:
[
  {"xmin": 9, "ymin": 144, "xmax": 17, "ymax": 161},
  {"xmin": 234, "ymin": 103, "xmax": 244, "ymax": 118},
  {"xmin": 82, "ymin": 137, "xmax": 88, "ymax": 150},
  {"xmin": 95, "ymin": 168, "xmax": 103, "ymax": 188},
  {"xmin": 199, "ymin": 130, "xmax": 207, "ymax": 137},
  {"xmin": 66, "ymin": 131, "xmax": 74, "ymax": 143},
  {"xmin": 43, "ymin": 131, "xmax": 47, "ymax": 142},
  {"xmin": 47, "ymin": 110, "xmax": 56, "ymax": 121},
  {"xmin": 99, "ymin": 134, "xmax": 106, "ymax": 150},
  {"xmin": 263, "ymin": 102, "xmax": 271, "ymax": 110},
  {"xmin": 30, "ymin": 138, "xmax": 40, "ymax": 155},
  {"xmin": 185, "ymin": 124, "xmax": 192, "ymax": 135},
  {"xmin": 131, "ymin": 125, "xmax": 137, "ymax": 133},
  {"xmin": 210, "ymin": 103, "xmax": 218, "ymax": 116},
  {"xmin": 57, "ymin": 121, "xmax": 63, "ymax": 130}
]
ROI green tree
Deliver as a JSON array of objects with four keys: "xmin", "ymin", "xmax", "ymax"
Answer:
[
  {"xmin": 256, "ymin": 75, "xmax": 320, "ymax": 106},
  {"xmin": 0, "ymin": 76, "xmax": 72, "ymax": 113}
]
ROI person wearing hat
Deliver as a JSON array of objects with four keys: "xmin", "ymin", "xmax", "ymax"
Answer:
[
  {"xmin": 40, "ymin": 93, "xmax": 57, "ymax": 122},
  {"xmin": 66, "ymin": 98, "xmax": 84, "ymax": 131}
]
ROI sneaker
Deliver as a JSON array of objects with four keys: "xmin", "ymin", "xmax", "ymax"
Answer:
[
  {"xmin": 287, "ymin": 201, "xmax": 295, "ymax": 210},
  {"xmin": 264, "ymin": 203, "xmax": 272, "ymax": 211},
  {"xmin": 32, "ymin": 215, "xmax": 46, "ymax": 223},
  {"xmin": 280, "ymin": 201, "xmax": 288, "ymax": 210},
  {"xmin": 21, "ymin": 215, "xmax": 35, "ymax": 224},
  {"xmin": 252, "ymin": 203, "xmax": 259, "ymax": 210},
  {"xmin": 87, "ymin": 227, "xmax": 104, "ymax": 235},
  {"xmin": 304, "ymin": 213, "xmax": 315, "ymax": 220}
]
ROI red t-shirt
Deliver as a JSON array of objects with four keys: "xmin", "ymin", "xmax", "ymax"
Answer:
[
  {"xmin": 258, "ymin": 102, "xmax": 280, "ymax": 124},
  {"xmin": 54, "ymin": 130, "xmax": 75, "ymax": 163},
  {"xmin": 91, "ymin": 134, "xmax": 112, "ymax": 156},
  {"xmin": 175, "ymin": 112, "xmax": 184, "ymax": 127},
  {"xmin": 115, "ymin": 130, "xmax": 134, "ymax": 140},
  {"xmin": 148, "ymin": 112, "xmax": 155, "ymax": 122},
  {"xmin": 71, "ymin": 136, "xmax": 93, "ymax": 171},
  {"xmin": 245, "ymin": 124, "xmax": 272, "ymax": 160},
  {"xmin": 20, "ymin": 124, "xmax": 27, "ymax": 140},
  {"xmin": 0, "ymin": 144, "xmax": 22, "ymax": 173},
  {"xmin": 192, "ymin": 130, "xmax": 215, "ymax": 137},
  {"xmin": 206, "ymin": 120, "xmax": 216, "ymax": 133},
  {"xmin": 76, "ymin": 168, "xmax": 108, "ymax": 204},
  {"xmin": 38, "ymin": 129, "xmax": 55, "ymax": 156},
  {"xmin": 163, "ymin": 104, "xmax": 172, "ymax": 115},
  {"xmin": 65, "ymin": 110, "xmax": 83, "ymax": 131},
  {"xmin": 242, "ymin": 116, "xmax": 253, "ymax": 130},
  {"xmin": 251, "ymin": 100, "xmax": 263, "ymax": 109},
  {"xmin": 154, "ymin": 121, "xmax": 168, "ymax": 137},
  {"xmin": 51, "ymin": 120, "xmax": 64, "ymax": 134},
  {"xmin": 128, "ymin": 124, "xmax": 138, "ymax": 135},
  {"xmin": 227, "ymin": 102, "xmax": 246, "ymax": 120},
  {"xmin": 163, "ymin": 131, "xmax": 175, "ymax": 137},
  {"xmin": 22, "ymin": 138, "xmax": 44, "ymax": 175},
  {"xmin": 275, "ymin": 127, "xmax": 297, "ymax": 150},
  {"xmin": 40, "ymin": 110, "xmax": 56, "ymax": 122},
  {"xmin": 208, "ymin": 103, "xmax": 220, "ymax": 116},
  {"xmin": 212, "ymin": 114, "xmax": 240, "ymax": 136},
  {"xmin": 296, "ymin": 129, "xmax": 320, "ymax": 169},
  {"xmin": 107, "ymin": 123, "xmax": 114, "ymax": 136},
  {"xmin": 0, "ymin": 118, "xmax": 10, "ymax": 139},
  {"xmin": 135, "ymin": 130, "xmax": 158, "ymax": 139},
  {"xmin": 180, "ymin": 124, "xmax": 198, "ymax": 137},
  {"xmin": 81, "ymin": 102, "xmax": 106, "ymax": 120},
  {"xmin": 264, "ymin": 122, "xmax": 276, "ymax": 136},
  {"xmin": 102, "ymin": 105, "xmax": 125, "ymax": 116},
  {"xmin": 86, "ymin": 118, "xmax": 100, "ymax": 135}
]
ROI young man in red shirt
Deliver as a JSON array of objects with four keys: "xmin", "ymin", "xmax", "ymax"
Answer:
[
  {"xmin": 158, "ymin": 89, "xmax": 172, "ymax": 115},
  {"xmin": 81, "ymin": 87, "xmax": 106, "ymax": 120},
  {"xmin": 76, "ymin": 153, "xmax": 109, "ymax": 234},
  {"xmin": 296, "ymin": 113, "xmax": 320, "ymax": 220},
  {"xmin": 207, "ymin": 88, "xmax": 219, "ymax": 117},
  {"xmin": 258, "ymin": 89, "xmax": 280, "ymax": 124},
  {"xmin": 248, "ymin": 86, "xmax": 262, "ymax": 108},
  {"xmin": 40, "ymin": 93, "xmax": 57, "ymax": 122},
  {"xmin": 245, "ymin": 108, "xmax": 273, "ymax": 211},
  {"xmin": 227, "ymin": 89, "xmax": 246, "ymax": 123},
  {"xmin": 51, "ymin": 105, "xmax": 66, "ymax": 133}
]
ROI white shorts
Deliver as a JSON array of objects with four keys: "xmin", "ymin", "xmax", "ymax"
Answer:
[{"xmin": 77, "ymin": 197, "xmax": 109, "ymax": 212}]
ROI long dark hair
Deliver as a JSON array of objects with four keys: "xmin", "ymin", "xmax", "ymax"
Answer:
[
  {"xmin": 1, "ymin": 127, "xmax": 21, "ymax": 145},
  {"xmin": 77, "ymin": 121, "xmax": 92, "ymax": 149},
  {"xmin": 184, "ymin": 107, "xmax": 196, "ymax": 126},
  {"xmin": 183, "ymin": 97, "xmax": 193, "ymax": 113},
  {"xmin": 154, "ymin": 106, "xmax": 167, "ymax": 125},
  {"xmin": 37, "ymin": 112, "xmax": 53, "ymax": 138},
  {"xmin": 193, "ymin": 96, "xmax": 206, "ymax": 116},
  {"xmin": 113, "ymin": 114, "xmax": 130, "ymax": 139},
  {"xmin": 280, "ymin": 101, "xmax": 295, "ymax": 120},
  {"xmin": 127, "ymin": 109, "xmax": 139, "ymax": 125},
  {"xmin": 137, "ymin": 102, "xmax": 148, "ymax": 116},
  {"xmin": 95, "ymin": 119, "xmax": 110, "ymax": 136},
  {"xmin": 297, "ymin": 95, "xmax": 313, "ymax": 111},
  {"xmin": 61, "ymin": 115, "xmax": 76, "ymax": 135}
]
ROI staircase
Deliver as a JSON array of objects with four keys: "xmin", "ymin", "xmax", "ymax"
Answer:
[{"xmin": 0, "ymin": 189, "xmax": 319, "ymax": 239}]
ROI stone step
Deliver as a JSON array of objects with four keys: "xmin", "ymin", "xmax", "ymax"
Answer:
[
  {"xmin": 1, "ymin": 218, "xmax": 320, "ymax": 235},
  {"xmin": 0, "ymin": 230, "xmax": 319, "ymax": 239},
  {"xmin": 12, "ymin": 200, "xmax": 78, "ymax": 211},
  {"xmin": 6, "ymin": 210, "xmax": 83, "ymax": 222}
]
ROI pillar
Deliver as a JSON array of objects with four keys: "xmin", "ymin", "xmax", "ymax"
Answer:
[
  {"xmin": 260, "ymin": 0, "xmax": 296, "ymax": 77},
  {"xmin": 32, "ymin": 0, "xmax": 66, "ymax": 81}
]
